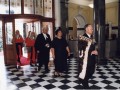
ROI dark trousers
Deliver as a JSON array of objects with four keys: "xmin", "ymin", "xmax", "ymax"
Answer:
[
  {"xmin": 38, "ymin": 51, "xmax": 49, "ymax": 71},
  {"xmin": 78, "ymin": 59, "xmax": 96, "ymax": 89},
  {"xmin": 16, "ymin": 43, "xmax": 22, "ymax": 62},
  {"xmin": 28, "ymin": 47, "xmax": 37, "ymax": 64},
  {"xmin": 30, "ymin": 47, "xmax": 33, "ymax": 63}
]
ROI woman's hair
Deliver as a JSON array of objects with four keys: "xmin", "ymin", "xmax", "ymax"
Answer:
[{"xmin": 55, "ymin": 27, "xmax": 62, "ymax": 35}]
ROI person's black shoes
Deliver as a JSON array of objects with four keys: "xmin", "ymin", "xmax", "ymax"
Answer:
[
  {"xmin": 30, "ymin": 63, "xmax": 34, "ymax": 67},
  {"xmin": 35, "ymin": 63, "xmax": 38, "ymax": 66},
  {"xmin": 44, "ymin": 69, "xmax": 50, "ymax": 73},
  {"xmin": 78, "ymin": 78, "xmax": 90, "ymax": 89},
  {"xmin": 37, "ymin": 67, "xmax": 50, "ymax": 73},
  {"xmin": 82, "ymin": 81, "xmax": 90, "ymax": 89},
  {"xmin": 17, "ymin": 60, "xmax": 22, "ymax": 65},
  {"xmin": 37, "ymin": 67, "xmax": 41, "ymax": 71}
]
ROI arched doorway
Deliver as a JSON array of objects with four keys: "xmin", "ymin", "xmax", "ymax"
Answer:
[{"xmin": 72, "ymin": 13, "xmax": 86, "ymax": 38}]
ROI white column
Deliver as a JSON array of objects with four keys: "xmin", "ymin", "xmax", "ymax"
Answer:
[{"xmin": 55, "ymin": 0, "xmax": 61, "ymax": 28}]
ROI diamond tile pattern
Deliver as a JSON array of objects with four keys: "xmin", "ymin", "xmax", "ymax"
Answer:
[{"xmin": 4, "ymin": 58, "xmax": 120, "ymax": 89}]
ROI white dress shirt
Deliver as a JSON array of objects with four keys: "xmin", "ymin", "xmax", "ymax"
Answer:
[
  {"xmin": 43, "ymin": 33, "xmax": 48, "ymax": 40},
  {"xmin": 86, "ymin": 33, "xmax": 91, "ymax": 38}
]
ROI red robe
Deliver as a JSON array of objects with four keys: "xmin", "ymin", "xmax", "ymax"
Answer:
[
  {"xmin": 25, "ymin": 37, "xmax": 36, "ymax": 63},
  {"xmin": 15, "ymin": 37, "xmax": 24, "ymax": 63}
]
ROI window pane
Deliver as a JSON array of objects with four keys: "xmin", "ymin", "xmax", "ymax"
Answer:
[
  {"xmin": 5, "ymin": 22, "xmax": 13, "ymax": 45},
  {"xmin": 10, "ymin": 0, "xmax": 21, "ymax": 14},
  {"xmin": 0, "ymin": 0, "xmax": 9, "ymax": 14},
  {"xmin": 24, "ymin": 0, "xmax": 34, "ymax": 14},
  {"xmin": 34, "ymin": 21, "xmax": 41, "ymax": 34},
  {"xmin": 0, "ymin": 21, "xmax": 3, "ymax": 51},
  {"xmin": 44, "ymin": 0, "xmax": 52, "ymax": 18},
  {"xmin": 35, "ymin": 0, "xmax": 43, "ymax": 16}
]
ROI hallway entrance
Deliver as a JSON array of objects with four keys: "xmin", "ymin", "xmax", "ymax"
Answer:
[{"xmin": 0, "ymin": 15, "xmax": 54, "ymax": 65}]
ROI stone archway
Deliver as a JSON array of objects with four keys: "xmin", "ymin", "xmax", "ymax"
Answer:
[{"xmin": 72, "ymin": 13, "xmax": 86, "ymax": 39}]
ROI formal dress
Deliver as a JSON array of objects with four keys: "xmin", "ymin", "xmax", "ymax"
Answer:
[
  {"xmin": 51, "ymin": 37, "xmax": 68, "ymax": 73},
  {"xmin": 34, "ymin": 33, "xmax": 51, "ymax": 71},
  {"xmin": 78, "ymin": 33, "xmax": 97, "ymax": 88}
]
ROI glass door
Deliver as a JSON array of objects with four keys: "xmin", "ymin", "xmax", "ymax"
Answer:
[
  {"xmin": 14, "ymin": 19, "xmax": 41, "ymax": 66},
  {"xmin": 0, "ymin": 21, "xmax": 4, "ymax": 60},
  {"xmin": 3, "ymin": 20, "xmax": 16, "ymax": 65}
]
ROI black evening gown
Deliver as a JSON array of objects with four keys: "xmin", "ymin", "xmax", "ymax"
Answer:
[{"xmin": 52, "ymin": 37, "xmax": 68, "ymax": 72}]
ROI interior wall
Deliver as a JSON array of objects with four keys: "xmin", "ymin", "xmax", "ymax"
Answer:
[
  {"xmin": 106, "ymin": 2, "xmax": 118, "ymax": 26},
  {"xmin": 68, "ymin": 3, "xmax": 93, "ymax": 27},
  {"xmin": 68, "ymin": 3, "xmax": 93, "ymax": 38},
  {"xmin": 68, "ymin": 2, "xmax": 118, "ymax": 27},
  {"xmin": 68, "ymin": 2, "xmax": 118, "ymax": 38}
]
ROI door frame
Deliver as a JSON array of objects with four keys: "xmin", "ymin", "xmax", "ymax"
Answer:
[
  {"xmin": 0, "ymin": 15, "xmax": 55, "ymax": 65},
  {"xmin": 2, "ymin": 18, "xmax": 16, "ymax": 65}
]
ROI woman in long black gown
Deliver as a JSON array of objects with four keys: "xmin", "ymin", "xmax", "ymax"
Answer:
[{"xmin": 51, "ymin": 28, "xmax": 70, "ymax": 76}]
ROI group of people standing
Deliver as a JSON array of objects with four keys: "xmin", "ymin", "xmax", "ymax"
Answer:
[
  {"xmin": 15, "ymin": 30, "xmax": 36, "ymax": 66},
  {"xmin": 15, "ymin": 26, "xmax": 70, "ymax": 76},
  {"xmin": 34, "ymin": 24, "xmax": 98, "ymax": 89},
  {"xmin": 34, "ymin": 26, "xmax": 70, "ymax": 75},
  {"xmin": 15, "ymin": 24, "xmax": 98, "ymax": 89}
]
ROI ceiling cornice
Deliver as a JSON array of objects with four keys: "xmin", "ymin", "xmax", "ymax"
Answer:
[{"xmin": 68, "ymin": 0, "xmax": 118, "ymax": 6}]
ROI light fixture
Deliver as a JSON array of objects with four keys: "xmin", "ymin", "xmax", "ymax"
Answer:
[{"xmin": 88, "ymin": 3, "xmax": 93, "ymax": 8}]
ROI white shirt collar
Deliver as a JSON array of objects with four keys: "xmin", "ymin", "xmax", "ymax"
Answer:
[
  {"xmin": 86, "ymin": 33, "xmax": 91, "ymax": 38},
  {"xmin": 43, "ymin": 33, "xmax": 48, "ymax": 39}
]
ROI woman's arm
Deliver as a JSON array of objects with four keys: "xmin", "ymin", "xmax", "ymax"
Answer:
[
  {"xmin": 51, "ymin": 48, "xmax": 55, "ymax": 59},
  {"xmin": 66, "ymin": 46, "xmax": 70, "ymax": 56}
]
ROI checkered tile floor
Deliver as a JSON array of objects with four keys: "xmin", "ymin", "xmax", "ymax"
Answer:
[{"xmin": 3, "ymin": 58, "xmax": 120, "ymax": 90}]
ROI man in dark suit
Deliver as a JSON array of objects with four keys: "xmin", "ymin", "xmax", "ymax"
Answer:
[
  {"xmin": 78, "ymin": 24, "xmax": 98, "ymax": 89},
  {"xmin": 35, "ymin": 26, "xmax": 51, "ymax": 73}
]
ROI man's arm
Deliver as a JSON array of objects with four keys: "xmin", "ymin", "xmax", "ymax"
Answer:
[{"xmin": 34, "ymin": 34, "xmax": 41, "ymax": 51}]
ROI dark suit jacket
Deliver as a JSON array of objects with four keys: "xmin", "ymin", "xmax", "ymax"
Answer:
[
  {"xmin": 34, "ymin": 33, "xmax": 51, "ymax": 52},
  {"xmin": 82, "ymin": 33, "xmax": 96, "ymax": 66},
  {"xmin": 78, "ymin": 33, "xmax": 97, "ymax": 79}
]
